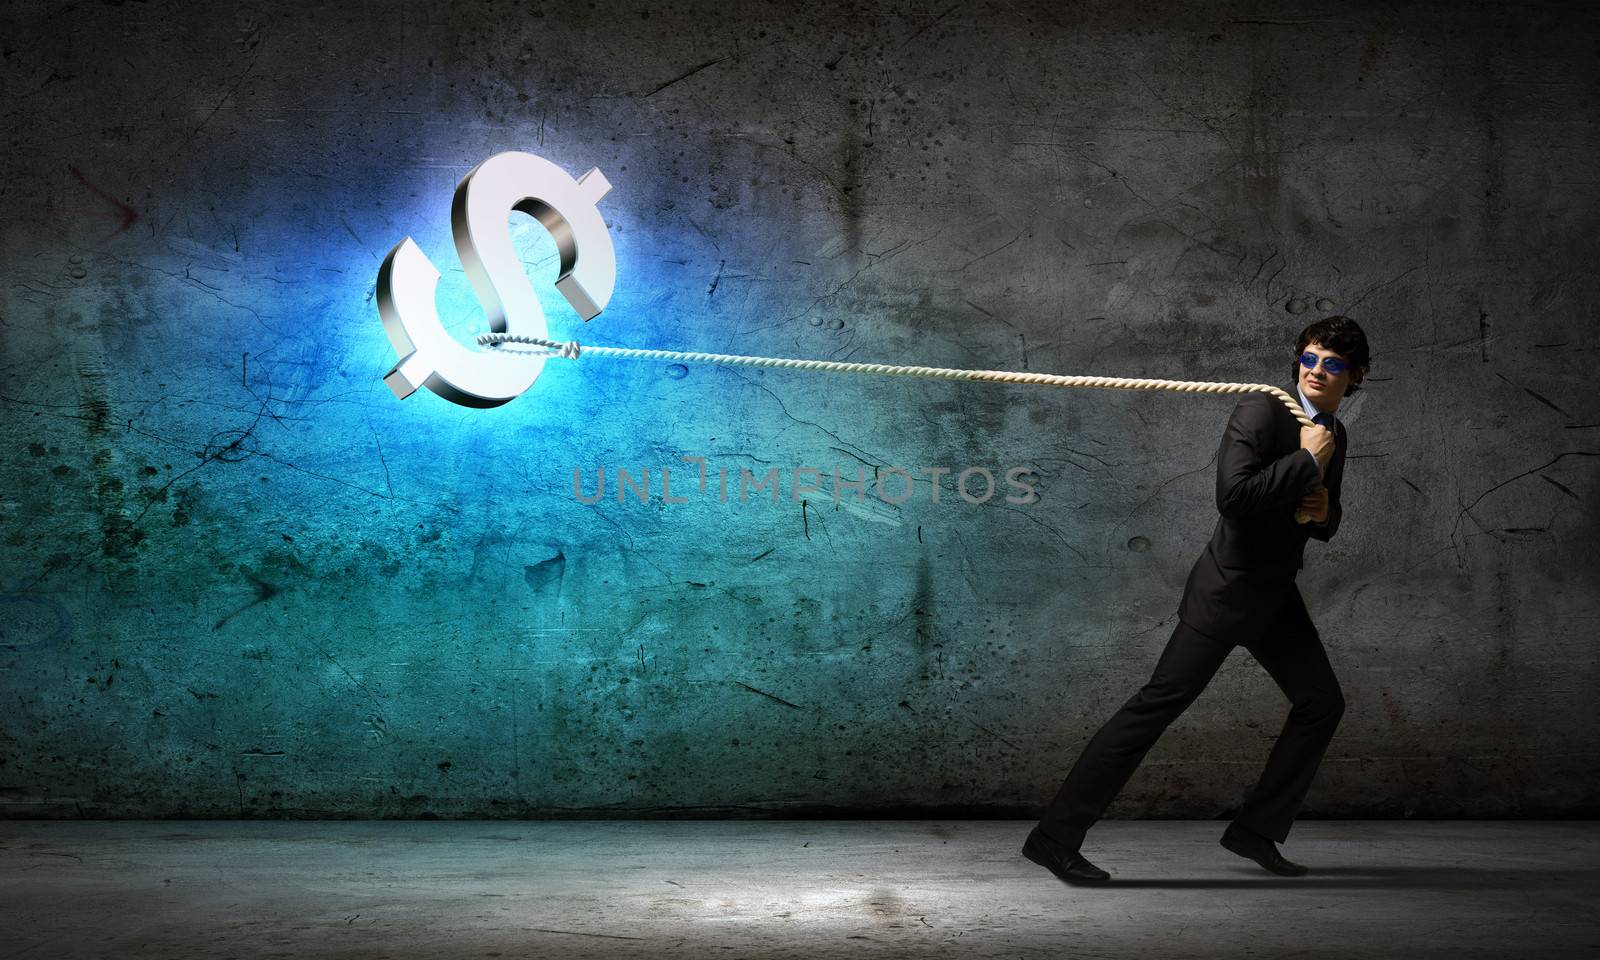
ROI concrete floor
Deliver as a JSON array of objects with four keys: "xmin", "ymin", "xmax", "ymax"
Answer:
[{"xmin": 1, "ymin": 821, "xmax": 1595, "ymax": 959}]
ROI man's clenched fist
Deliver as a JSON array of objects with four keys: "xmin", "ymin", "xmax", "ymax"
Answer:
[{"xmin": 1300, "ymin": 422, "xmax": 1335, "ymax": 471}]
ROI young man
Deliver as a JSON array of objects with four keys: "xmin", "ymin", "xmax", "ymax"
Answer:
[{"xmin": 1024, "ymin": 316, "xmax": 1371, "ymax": 883}]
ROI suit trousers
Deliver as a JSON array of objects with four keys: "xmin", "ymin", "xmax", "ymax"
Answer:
[{"xmin": 1039, "ymin": 585, "xmax": 1345, "ymax": 849}]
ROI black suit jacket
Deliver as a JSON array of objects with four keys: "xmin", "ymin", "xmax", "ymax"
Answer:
[{"xmin": 1176, "ymin": 387, "xmax": 1347, "ymax": 642}]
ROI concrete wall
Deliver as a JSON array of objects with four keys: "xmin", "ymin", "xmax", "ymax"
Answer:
[{"xmin": 1, "ymin": 0, "xmax": 1595, "ymax": 818}]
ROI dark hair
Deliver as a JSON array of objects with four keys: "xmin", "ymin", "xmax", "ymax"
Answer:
[{"xmin": 1292, "ymin": 316, "xmax": 1371, "ymax": 396}]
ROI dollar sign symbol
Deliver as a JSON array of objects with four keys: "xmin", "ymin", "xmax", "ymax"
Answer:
[{"xmin": 377, "ymin": 151, "xmax": 617, "ymax": 407}]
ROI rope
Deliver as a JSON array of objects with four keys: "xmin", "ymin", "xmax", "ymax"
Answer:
[
  {"xmin": 477, "ymin": 331, "xmax": 1326, "ymax": 524},
  {"xmin": 475, "ymin": 332, "xmax": 1316, "ymax": 428}
]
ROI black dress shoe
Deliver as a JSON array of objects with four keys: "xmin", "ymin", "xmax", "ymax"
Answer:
[
  {"xmin": 1219, "ymin": 823, "xmax": 1309, "ymax": 876},
  {"xmin": 1022, "ymin": 826, "xmax": 1111, "ymax": 884}
]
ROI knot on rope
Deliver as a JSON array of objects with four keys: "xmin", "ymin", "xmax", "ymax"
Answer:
[{"xmin": 476, "ymin": 332, "xmax": 582, "ymax": 358}]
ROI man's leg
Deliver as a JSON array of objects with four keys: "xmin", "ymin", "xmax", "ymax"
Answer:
[
  {"xmin": 1038, "ymin": 619, "xmax": 1235, "ymax": 850},
  {"xmin": 1233, "ymin": 586, "xmax": 1346, "ymax": 843}
]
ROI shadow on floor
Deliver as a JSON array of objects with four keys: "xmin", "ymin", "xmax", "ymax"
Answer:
[{"xmin": 1088, "ymin": 865, "xmax": 1600, "ymax": 890}]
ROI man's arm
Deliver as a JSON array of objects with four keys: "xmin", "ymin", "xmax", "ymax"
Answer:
[{"xmin": 1215, "ymin": 393, "xmax": 1322, "ymax": 519}]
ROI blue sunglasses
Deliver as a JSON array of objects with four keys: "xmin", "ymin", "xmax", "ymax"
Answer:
[{"xmin": 1298, "ymin": 352, "xmax": 1349, "ymax": 376}]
